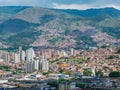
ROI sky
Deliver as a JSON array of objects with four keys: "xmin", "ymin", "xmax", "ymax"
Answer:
[{"xmin": 0, "ymin": 0, "xmax": 120, "ymax": 10}]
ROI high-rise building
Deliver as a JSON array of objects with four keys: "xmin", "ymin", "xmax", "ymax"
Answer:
[
  {"xmin": 26, "ymin": 48, "xmax": 35, "ymax": 61},
  {"xmin": 24, "ymin": 56, "xmax": 49, "ymax": 73},
  {"xmin": 40, "ymin": 56, "xmax": 49, "ymax": 72},
  {"xmin": 34, "ymin": 59, "xmax": 40, "ymax": 71},
  {"xmin": 70, "ymin": 48, "xmax": 74, "ymax": 56},
  {"xmin": 19, "ymin": 50, "xmax": 25, "ymax": 61},
  {"xmin": 63, "ymin": 51, "xmax": 68, "ymax": 57},
  {"xmin": 25, "ymin": 61, "xmax": 35, "ymax": 73},
  {"xmin": 14, "ymin": 52, "xmax": 20, "ymax": 64},
  {"xmin": 1, "ymin": 52, "xmax": 8, "ymax": 62}
]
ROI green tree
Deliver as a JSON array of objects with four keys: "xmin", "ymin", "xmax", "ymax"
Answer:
[
  {"xmin": 0, "ymin": 65, "xmax": 9, "ymax": 70},
  {"xmin": 59, "ymin": 69, "xmax": 64, "ymax": 73},
  {"xmin": 42, "ymin": 72, "xmax": 49, "ymax": 75},
  {"xmin": 109, "ymin": 71, "xmax": 120, "ymax": 78},
  {"xmin": 65, "ymin": 71, "xmax": 72, "ymax": 76},
  {"xmin": 107, "ymin": 55, "xmax": 118, "ymax": 59},
  {"xmin": 117, "ymin": 48, "xmax": 120, "ymax": 54},
  {"xmin": 96, "ymin": 70, "xmax": 103, "ymax": 77},
  {"xmin": 83, "ymin": 69, "xmax": 92, "ymax": 76},
  {"xmin": 59, "ymin": 78, "xmax": 65, "ymax": 82}
]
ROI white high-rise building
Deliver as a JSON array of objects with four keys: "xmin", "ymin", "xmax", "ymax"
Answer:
[
  {"xmin": 19, "ymin": 50, "xmax": 25, "ymax": 61},
  {"xmin": 70, "ymin": 48, "xmax": 74, "ymax": 56},
  {"xmin": 26, "ymin": 48, "xmax": 35, "ymax": 61},
  {"xmin": 34, "ymin": 59, "xmax": 40, "ymax": 71},
  {"xmin": 14, "ymin": 52, "xmax": 20, "ymax": 64},
  {"xmin": 24, "ymin": 56, "xmax": 49, "ymax": 73},
  {"xmin": 25, "ymin": 61, "xmax": 35, "ymax": 73},
  {"xmin": 41, "ymin": 56, "xmax": 49, "ymax": 72},
  {"xmin": 63, "ymin": 51, "xmax": 68, "ymax": 57},
  {"xmin": 1, "ymin": 52, "xmax": 8, "ymax": 62},
  {"xmin": 42, "ymin": 60, "xmax": 49, "ymax": 71}
]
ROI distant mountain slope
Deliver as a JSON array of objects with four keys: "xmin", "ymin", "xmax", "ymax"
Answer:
[
  {"xmin": 0, "ymin": 6, "xmax": 30, "ymax": 14},
  {"xmin": 62, "ymin": 7, "xmax": 120, "ymax": 17},
  {"xmin": 0, "ymin": 6, "xmax": 120, "ymax": 49},
  {"xmin": 0, "ymin": 6, "xmax": 30, "ymax": 23},
  {"xmin": 14, "ymin": 7, "xmax": 73, "ymax": 24}
]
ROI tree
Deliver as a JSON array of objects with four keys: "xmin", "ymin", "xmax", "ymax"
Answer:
[
  {"xmin": 59, "ymin": 69, "xmax": 64, "ymax": 73},
  {"xmin": 109, "ymin": 71, "xmax": 120, "ymax": 78},
  {"xmin": 96, "ymin": 70, "xmax": 103, "ymax": 77},
  {"xmin": 42, "ymin": 72, "xmax": 49, "ymax": 75},
  {"xmin": 107, "ymin": 55, "xmax": 118, "ymax": 59},
  {"xmin": 59, "ymin": 78, "xmax": 65, "ymax": 82},
  {"xmin": 83, "ymin": 69, "xmax": 92, "ymax": 76},
  {"xmin": 65, "ymin": 71, "xmax": 72, "ymax": 76},
  {"xmin": 117, "ymin": 48, "xmax": 120, "ymax": 54},
  {"xmin": 0, "ymin": 65, "xmax": 9, "ymax": 70}
]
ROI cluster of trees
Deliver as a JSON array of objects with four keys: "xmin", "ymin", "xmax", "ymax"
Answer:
[
  {"xmin": 67, "ymin": 58, "xmax": 84, "ymax": 64},
  {"xmin": 0, "ymin": 65, "xmax": 9, "ymax": 71},
  {"xmin": 117, "ymin": 48, "xmax": 120, "ymax": 54},
  {"xmin": 107, "ymin": 55, "xmax": 118, "ymax": 59},
  {"xmin": 109, "ymin": 71, "xmax": 120, "ymax": 78},
  {"xmin": 83, "ymin": 69, "xmax": 103, "ymax": 77},
  {"xmin": 83, "ymin": 69, "xmax": 120, "ymax": 78}
]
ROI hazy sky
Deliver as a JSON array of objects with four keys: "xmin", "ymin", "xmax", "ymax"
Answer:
[{"xmin": 0, "ymin": 0, "xmax": 120, "ymax": 10}]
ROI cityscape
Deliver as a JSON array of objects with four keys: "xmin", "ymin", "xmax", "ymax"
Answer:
[
  {"xmin": 1, "ymin": 0, "xmax": 120, "ymax": 90},
  {"xmin": 0, "ymin": 46, "xmax": 119, "ymax": 90}
]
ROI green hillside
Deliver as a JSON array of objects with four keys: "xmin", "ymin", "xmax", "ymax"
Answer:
[{"xmin": 0, "ymin": 7, "xmax": 120, "ymax": 49}]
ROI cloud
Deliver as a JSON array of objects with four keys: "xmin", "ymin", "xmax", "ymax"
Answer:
[
  {"xmin": 52, "ymin": 3, "xmax": 120, "ymax": 10},
  {"xmin": 104, "ymin": 4, "xmax": 120, "ymax": 10},
  {"xmin": 1, "ymin": 0, "xmax": 120, "ymax": 10},
  {"xmin": 52, "ymin": 3, "xmax": 91, "ymax": 10}
]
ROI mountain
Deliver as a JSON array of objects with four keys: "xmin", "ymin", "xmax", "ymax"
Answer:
[
  {"xmin": 0, "ymin": 6, "xmax": 30, "ymax": 23},
  {"xmin": 0, "ymin": 6, "xmax": 120, "ymax": 49},
  {"xmin": 61, "ymin": 7, "xmax": 120, "ymax": 17}
]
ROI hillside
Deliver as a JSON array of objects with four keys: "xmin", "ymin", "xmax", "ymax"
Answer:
[{"xmin": 0, "ymin": 7, "xmax": 120, "ymax": 49}]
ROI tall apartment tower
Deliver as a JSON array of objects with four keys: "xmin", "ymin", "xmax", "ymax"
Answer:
[
  {"xmin": 70, "ymin": 48, "xmax": 74, "ymax": 56},
  {"xmin": 14, "ymin": 52, "xmax": 20, "ymax": 64},
  {"xmin": 19, "ymin": 50, "xmax": 25, "ymax": 61},
  {"xmin": 26, "ymin": 48, "xmax": 35, "ymax": 61},
  {"xmin": 25, "ymin": 61, "xmax": 35, "ymax": 73},
  {"xmin": 40, "ymin": 56, "xmax": 49, "ymax": 72},
  {"xmin": 1, "ymin": 52, "xmax": 9, "ymax": 62},
  {"xmin": 34, "ymin": 59, "xmax": 40, "ymax": 71}
]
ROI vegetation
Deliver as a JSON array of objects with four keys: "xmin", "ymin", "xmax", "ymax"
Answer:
[
  {"xmin": 65, "ymin": 71, "xmax": 72, "ymax": 76},
  {"xmin": 58, "ymin": 78, "xmax": 66, "ymax": 82},
  {"xmin": 117, "ymin": 48, "xmax": 120, "ymax": 54},
  {"xmin": 76, "ymin": 82, "xmax": 89, "ymax": 89},
  {"xmin": 0, "ymin": 6, "xmax": 29, "ymax": 14},
  {"xmin": 75, "ymin": 36, "xmax": 97, "ymax": 50},
  {"xmin": 0, "ymin": 65, "xmax": 9, "ymax": 71},
  {"xmin": 59, "ymin": 69, "xmax": 64, "ymax": 73},
  {"xmin": 107, "ymin": 55, "xmax": 118, "ymax": 59},
  {"xmin": 109, "ymin": 71, "xmax": 120, "ymax": 78},
  {"xmin": 96, "ymin": 70, "xmax": 104, "ymax": 77},
  {"xmin": 49, "ymin": 59, "xmax": 59, "ymax": 63},
  {"xmin": 67, "ymin": 58, "xmax": 84, "ymax": 64},
  {"xmin": 6, "ymin": 28, "xmax": 42, "ymax": 46},
  {"xmin": 102, "ymin": 27, "xmax": 120, "ymax": 39},
  {"xmin": 48, "ymin": 80, "xmax": 58, "ymax": 89},
  {"xmin": 0, "ymin": 7, "xmax": 120, "ymax": 48},
  {"xmin": 83, "ymin": 69, "xmax": 92, "ymax": 76},
  {"xmin": 100, "ymin": 45, "xmax": 108, "ymax": 48}
]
